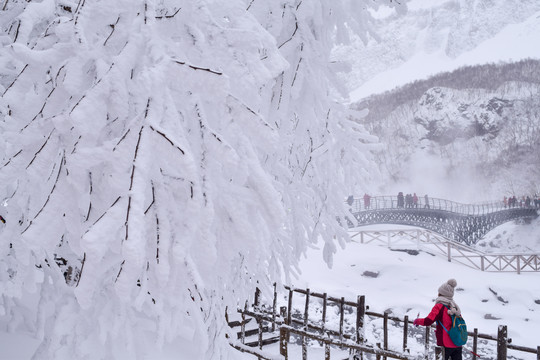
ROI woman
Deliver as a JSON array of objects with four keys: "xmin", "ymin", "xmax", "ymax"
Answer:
[{"xmin": 414, "ymin": 279, "xmax": 463, "ymax": 360}]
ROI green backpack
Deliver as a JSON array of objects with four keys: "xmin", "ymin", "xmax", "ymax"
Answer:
[{"xmin": 437, "ymin": 305, "xmax": 468, "ymax": 346}]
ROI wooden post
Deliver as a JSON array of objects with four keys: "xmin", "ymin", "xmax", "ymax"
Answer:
[
  {"xmin": 324, "ymin": 335, "xmax": 331, "ymax": 360},
  {"xmin": 356, "ymin": 295, "xmax": 365, "ymax": 345},
  {"xmin": 272, "ymin": 283, "xmax": 277, "ymax": 332},
  {"xmin": 376, "ymin": 343, "xmax": 381, "ymax": 360},
  {"xmin": 473, "ymin": 328, "xmax": 478, "ymax": 360},
  {"xmin": 403, "ymin": 315, "xmax": 408, "ymax": 352},
  {"xmin": 258, "ymin": 316, "xmax": 263, "ymax": 350},
  {"xmin": 280, "ymin": 305, "xmax": 289, "ymax": 359},
  {"xmin": 304, "ymin": 289, "xmax": 310, "ymax": 330},
  {"xmin": 517, "ymin": 256, "xmax": 521, "ymax": 274},
  {"xmin": 481, "ymin": 256, "xmax": 485, "ymax": 271},
  {"xmin": 339, "ymin": 297, "xmax": 345, "ymax": 345},
  {"xmin": 497, "ymin": 325, "xmax": 507, "ymax": 360},
  {"xmin": 240, "ymin": 311, "xmax": 246, "ymax": 344},
  {"xmin": 254, "ymin": 287, "xmax": 261, "ymax": 308},
  {"xmin": 321, "ymin": 293, "xmax": 328, "ymax": 338},
  {"xmin": 537, "ymin": 346, "xmax": 540, "ymax": 360},
  {"xmin": 302, "ymin": 289, "xmax": 310, "ymax": 360},
  {"xmin": 279, "ymin": 327, "xmax": 288, "ymax": 360},
  {"xmin": 424, "ymin": 326, "xmax": 430, "ymax": 360},
  {"xmin": 383, "ymin": 312, "xmax": 389, "ymax": 360},
  {"xmin": 287, "ymin": 288, "xmax": 293, "ymax": 327},
  {"xmin": 447, "ymin": 242, "xmax": 451, "ymax": 262},
  {"xmin": 280, "ymin": 306, "xmax": 287, "ymax": 320}
]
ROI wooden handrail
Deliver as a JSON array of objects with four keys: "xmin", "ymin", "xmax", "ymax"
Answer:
[{"xmin": 232, "ymin": 285, "xmax": 540, "ymax": 360}]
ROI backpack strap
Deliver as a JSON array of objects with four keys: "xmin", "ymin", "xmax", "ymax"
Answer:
[{"xmin": 436, "ymin": 304, "xmax": 451, "ymax": 333}]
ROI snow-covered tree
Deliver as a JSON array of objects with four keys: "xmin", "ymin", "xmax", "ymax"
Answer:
[{"xmin": 0, "ymin": 0, "xmax": 406, "ymax": 358}]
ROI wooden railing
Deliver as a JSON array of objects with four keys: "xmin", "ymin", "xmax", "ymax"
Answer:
[
  {"xmin": 229, "ymin": 285, "xmax": 540, "ymax": 360},
  {"xmin": 349, "ymin": 228, "xmax": 540, "ymax": 273}
]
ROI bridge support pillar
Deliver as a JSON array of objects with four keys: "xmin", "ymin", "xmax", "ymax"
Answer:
[{"xmin": 447, "ymin": 243, "xmax": 451, "ymax": 262}]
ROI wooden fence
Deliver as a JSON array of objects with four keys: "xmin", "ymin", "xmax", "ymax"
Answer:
[
  {"xmin": 349, "ymin": 229, "xmax": 540, "ymax": 274},
  {"xmin": 229, "ymin": 285, "xmax": 540, "ymax": 360}
]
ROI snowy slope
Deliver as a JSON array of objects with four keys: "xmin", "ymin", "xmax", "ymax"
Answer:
[{"xmin": 292, "ymin": 227, "xmax": 540, "ymax": 358}]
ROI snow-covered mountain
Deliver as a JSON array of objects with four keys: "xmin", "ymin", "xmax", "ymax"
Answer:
[
  {"xmin": 334, "ymin": 0, "xmax": 540, "ymax": 101},
  {"xmin": 351, "ymin": 60, "xmax": 540, "ymax": 200}
]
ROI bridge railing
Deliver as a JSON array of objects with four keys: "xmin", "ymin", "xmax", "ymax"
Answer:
[{"xmin": 346, "ymin": 195, "xmax": 515, "ymax": 216}]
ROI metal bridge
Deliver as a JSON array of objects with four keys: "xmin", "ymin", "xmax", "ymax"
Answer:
[{"xmin": 346, "ymin": 195, "xmax": 539, "ymax": 245}]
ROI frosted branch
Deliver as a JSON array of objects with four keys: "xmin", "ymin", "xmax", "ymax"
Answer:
[
  {"xmin": 144, "ymin": 181, "xmax": 155, "ymax": 214},
  {"xmin": 13, "ymin": 20, "xmax": 21, "ymax": 42},
  {"xmin": 227, "ymin": 95, "xmax": 274, "ymax": 130},
  {"xmin": 155, "ymin": 214, "xmax": 160, "ymax": 264},
  {"xmin": 149, "ymin": 125, "xmax": 185, "ymax": 155},
  {"xmin": 2, "ymin": 64, "xmax": 27, "ymax": 96},
  {"xmin": 291, "ymin": 49, "xmax": 304, "ymax": 87},
  {"xmin": 76, "ymin": 252, "xmax": 86, "ymax": 287},
  {"xmin": 70, "ymin": 63, "xmax": 115, "ymax": 114},
  {"xmin": 1, "ymin": 149, "xmax": 22, "ymax": 169},
  {"xmin": 85, "ymin": 196, "xmax": 122, "ymax": 232},
  {"xmin": 278, "ymin": 20, "xmax": 298, "ymax": 49},
  {"xmin": 26, "ymin": 129, "xmax": 55, "ymax": 169},
  {"xmin": 22, "ymin": 87, "xmax": 56, "ymax": 131},
  {"xmin": 74, "ymin": 0, "xmax": 86, "ymax": 25},
  {"xmin": 85, "ymin": 172, "xmax": 92, "ymax": 221},
  {"xmin": 115, "ymin": 260, "xmax": 125, "ymax": 282},
  {"xmin": 22, "ymin": 153, "xmax": 65, "ymax": 234},
  {"xmin": 71, "ymin": 135, "xmax": 81, "ymax": 154},
  {"xmin": 103, "ymin": 17, "xmax": 120, "ymax": 46},
  {"xmin": 155, "ymin": 8, "xmax": 181, "ymax": 19},
  {"xmin": 173, "ymin": 60, "xmax": 222, "ymax": 75},
  {"xmin": 113, "ymin": 129, "xmax": 131, "ymax": 151},
  {"xmin": 125, "ymin": 125, "xmax": 144, "ymax": 242}
]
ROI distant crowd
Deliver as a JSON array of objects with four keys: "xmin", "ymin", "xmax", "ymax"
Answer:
[
  {"xmin": 503, "ymin": 195, "xmax": 540, "ymax": 209},
  {"xmin": 347, "ymin": 193, "xmax": 540, "ymax": 210},
  {"xmin": 358, "ymin": 192, "xmax": 431, "ymax": 209}
]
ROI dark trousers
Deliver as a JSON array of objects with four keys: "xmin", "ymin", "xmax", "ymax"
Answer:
[{"xmin": 444, "ymin": 347, "xmax": 462, "ymax": 360}]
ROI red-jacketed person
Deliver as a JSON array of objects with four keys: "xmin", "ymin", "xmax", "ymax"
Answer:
[{"xmin": 413, "ymin": 279, "xmax": 463, "ymax": 360}]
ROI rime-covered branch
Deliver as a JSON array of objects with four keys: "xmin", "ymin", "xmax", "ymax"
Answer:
[
  {"xmin": 2, "ymin": 64, "xmax": 27, "ymax": 96},
  {"xmin": 155, "ymin": 8, "xmax": 181, "ymax": 19},
  {"xmin": 26, "ymin": 129, "xmax": 55, "ymax": 169},
  {"xmin": 103, "ymin": 17, "xmax": 120, "ymax": 46},
  {"xmin": 173, "ymin": 60, "xmax": 223, "ymax": 75},
  {"xmin": 85, "ymin": 172, "xmax": 93, "ymax": 221},
  {"xmin": 149, "ymin": 125, "xmax": 185, "ymax": 154},
  {"xmin": 144, "ymin": 181, "xmax": 155, "ymax": 214},
  {"xmin": 22, "ymin": 153, "xmax": 65, "ymax": 234}
]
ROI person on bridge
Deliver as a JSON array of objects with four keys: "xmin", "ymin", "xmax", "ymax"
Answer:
[
  {"xmin": 413, "ymin": 279, "xmax": 463, "ymax": 360},
  {"xmin": 363, "ymin": 193, "xmax": 371, "ymax": 209}
]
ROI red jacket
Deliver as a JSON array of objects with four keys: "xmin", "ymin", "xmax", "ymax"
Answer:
[{"xmin": 417, "ymin": 303, "xmax": 458, "ymax": 348}]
